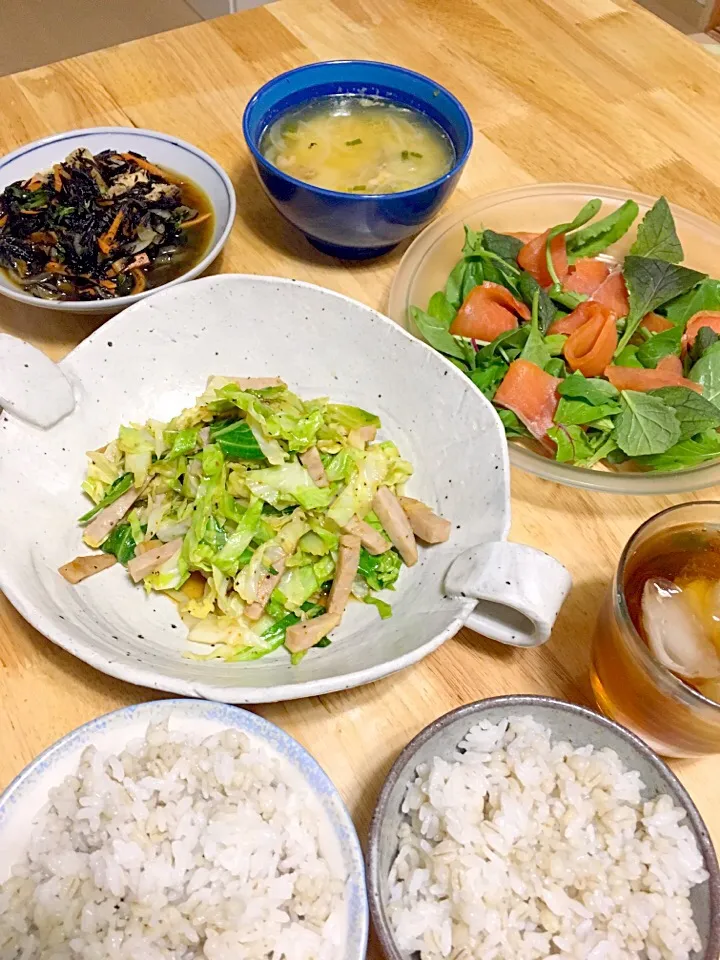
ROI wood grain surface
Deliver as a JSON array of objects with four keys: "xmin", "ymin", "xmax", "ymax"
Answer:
[{"xmin": 1, "ymin": 1, "xmax": 720, "ymax": 954}]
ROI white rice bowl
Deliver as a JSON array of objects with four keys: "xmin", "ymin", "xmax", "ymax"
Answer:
[
  {"xmin": 387, "ymin": 716, "xmax": 709, "ymax": 960},
  {"xmin": 0, "ymin": 719, "xmax": 349, "ymax": 960}
]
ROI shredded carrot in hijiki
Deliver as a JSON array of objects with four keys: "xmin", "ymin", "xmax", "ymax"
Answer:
[
  {"xmin": 98, "ymin": 210, "xmax": 125, "ymax": 255},
  {"xmin": 180, "ymin": 212, "xmax": 212, "ymax": 230},
  {"xmin": 130, "ymin": 268, "xmax": 147, "ymax": 294},
  {"xmin": 121, "ymin": 152, "xmax": 175, "ymax": 181}
]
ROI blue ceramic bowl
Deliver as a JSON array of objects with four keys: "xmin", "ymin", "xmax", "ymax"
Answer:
[{"xmin": 242, "ymin": 60, "xmax": 473, "ymax": 259}]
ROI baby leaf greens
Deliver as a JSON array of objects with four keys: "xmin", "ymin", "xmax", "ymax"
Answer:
[{"xmin": 409, "ymin": 193, "xmax": 720, "ymax": 474}]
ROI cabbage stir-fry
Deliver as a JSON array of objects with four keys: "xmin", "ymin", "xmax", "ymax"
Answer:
[{"xmin": 61, "ymin": 377, "xmax": 450, "ymax": 663}]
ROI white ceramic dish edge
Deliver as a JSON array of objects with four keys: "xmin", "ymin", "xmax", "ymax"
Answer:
[{"xmin": 0, "ymin": 698, "xmax": 369, "ymax": 960}]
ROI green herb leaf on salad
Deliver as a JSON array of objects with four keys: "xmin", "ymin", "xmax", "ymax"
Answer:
[
  {"xmin": 565, "ymin": 199, "xmax": 639, "ymax": 260},
  {"xmin": 690, "ymin": 326, "xmax": 720, "ymax": 364},
  {"xmin": 409, "ymin": 306, "xmax": 465, "ymax": 360},
  {"xmin": 629, "ymin": 197, "xmax": 683, "ymax": 263},
  {"xmin": 554, "ymin": 397, "xmax": 622, "ymax": 426},
  {"xmin": 634, "ymin": 430, "xmax": 720, "ymax": 471},
  {"xmin": 664, "ymin": 278, "xmax": 720, "ymax": 327},
  {"xmin": 614, "ymin": 390, "xmax": 681, "ymax": 456},
  {"xmin": 616, "ymin": 256, "xmax": 707, "ymax": 355},
  {"xmin": 635, "ymin": 324, "xmax": 683, "ymax": 369},
  {"xmin": 557, "ymin": 372, "xmax": 619, "ymax": 404},
  {"xmin": 649, "ymin": 386, "xmax": 720, "ymax": 441},
  {"xmin": 545, "ymin": 199, "xmax": 603, "ymax": 288},
  {"xmin": 481, "ymin": 230, "xmax": 524, "ymax": 262},
  {"xmin": 689, "ymin": 342, "xmax": 720, "ymax": 409}
]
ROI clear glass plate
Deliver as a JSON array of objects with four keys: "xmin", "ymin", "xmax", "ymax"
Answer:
[{"xmin": 388, "ymin": 183, "xmax": 720, "ymax": 494}]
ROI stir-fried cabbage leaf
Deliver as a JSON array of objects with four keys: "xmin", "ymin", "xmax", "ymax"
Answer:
[{"xmin": 77, "ymin": 377, "xmax": 431, "ymax": 664}]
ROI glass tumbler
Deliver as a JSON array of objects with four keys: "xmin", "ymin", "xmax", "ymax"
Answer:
[{"xmin": 591, "ymin": 502, "xmax": 720, "ymax": 758}]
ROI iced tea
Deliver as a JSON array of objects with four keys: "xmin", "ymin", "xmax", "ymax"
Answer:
[{"xmin": 591, "ymin": 502, "xmax": 720, "ymax": 757}]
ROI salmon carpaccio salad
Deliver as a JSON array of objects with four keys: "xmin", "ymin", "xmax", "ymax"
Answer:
[
  {"xmin": 60, "ymin": 377, "xmax": 450, "ymax": 664},
  {"xmin": 411, "ymin": 197, "xmax": 720, "ymax": 472}
]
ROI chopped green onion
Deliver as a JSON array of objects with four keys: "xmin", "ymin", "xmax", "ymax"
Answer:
[{"xmin": 345, "ymin": 138, "xmax": 362, "ymax": 146}]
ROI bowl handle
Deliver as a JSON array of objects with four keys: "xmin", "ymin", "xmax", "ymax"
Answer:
[
  {"xmin": 0, "ymin": 333, "xmax": 75, "ymax": 428},
  {"xmin": 445, "ymin": 542, "xmax": 571, "ymax": 647}
]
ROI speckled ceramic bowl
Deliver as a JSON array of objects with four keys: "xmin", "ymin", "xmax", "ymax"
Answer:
[
  {"xmin": 368, "ymin": 695, "xmax": 720, "ymax": 960},
  {"xmin": 0, "ymin": 698, "xmax": 368, "ymax": 959},
  {"xmin": 0, "ymin": 275, "xmax": 570, "ymax": 704}
]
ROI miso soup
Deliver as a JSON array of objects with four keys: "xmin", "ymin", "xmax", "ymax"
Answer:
[{"xmin": 260, "ymin": 95, "xmax": 455, "ymax": 195}]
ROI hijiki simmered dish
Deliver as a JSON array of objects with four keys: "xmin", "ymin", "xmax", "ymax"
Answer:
[
  {"xmin": 412, "ymin": 196, "xmax": 720, "ymax": 473},
  {"xmin": 60, "ymin": 377, "xmax": 450, "ymax": 662},
  {"xmin": 0, "ymin": 148, "xmax": 214, "ymax": 301}
]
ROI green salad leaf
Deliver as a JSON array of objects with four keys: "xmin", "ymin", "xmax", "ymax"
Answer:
[
  {"xmin": 629, "ymin": 197, "xmax": 683, "ymax": 263},
  {"xmin": 664, "ymin": 278, "xmax": 720, "ymax": 327},
  {"xmin": 689, "ymin": 342, "xmax": 720, "ymax": 409},
  {"xmin": 470, "ymin": 359, "xmax": 508, "ymax": 400},
  {"xmin": 690, "ymin": 326, "xmax": 720, "ymax": 364},
  {"xmin": 547, "ymin": 425, "xmax": 598, "ymax": 462},
  {"xmin": 636, "ymin": 324, "xmax": 683, "ymax": 369},
  {"xmin": 518, "ymin": 271, "xmax": 555, "ymax": 333},
  {"xmin": 545, "ymin": 199, "xmax": 602, "ymax": 287},
  {"xmin": 481, "ymin": 230, "xmax": 524, "ymax": 262},
  {"xmin": 497, "ymin": 408, "xmax": 531, "ymax": 437},
  {"xmin": 554, "ymin": 397, "xmax": 621, "ymax": 425},
  {"xmin": 557, "ymin": 372, "xmax": 619, "ymax": 404},
  {"xmin": 635, "ymin": 431, "xmax": 720, "ymax": 471},
  {"xmin": 614, "ymin": 390, "xmax": 681, "ymax": 456},
  {"xmin": 649, "ymin": 386, "xmax": 720, "ymax": 440},
  {"xmin": 616, "ymin": 257, "xmax": 706, "ymax": 355},
  {"xmin": 520, "ymin": 290, "xmax": 551, "ymax": 369},
  {"xmin": 445, "ymin": 259, "xmax": 468, "ymax": 309},
  {"xmin": 409, "ymin": 305, "xmax": 465, "ymax": 360},
  {"xmin": 565, "ymin": 199, "xmax": 639, "ymax": 260}
]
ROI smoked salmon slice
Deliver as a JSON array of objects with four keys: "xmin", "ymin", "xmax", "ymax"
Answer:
[
  {"xmin": 563, "ymin": 258, "xmax": 611, "ymax": 296},
  {"xmin": 563, "ymin": 303, "xmax": 618, "ymax": 377},
  {"xmin": 605, "ymin": 361, "xmax": 702, "ymax": 393},
  {"xmin": 640, "ymin": 312, "xmax": 674, "ymax": 334},
  {"xmin": 549, "ymin": 299, "xmax": 599, "ymax": 336},
  {"xmin": 517, "ymin": 230, "xmax": 569, "ymax": 288},
  {"xmin": 592, "ymin": 270, "xmax": 630, "ymax": 317},
  {"xmin": 683, "ymin": 311, "xmax": 720, "ymax": 350},
  {"xmin": 494, "ymin": 359, "xmax": 561, "ymax": 440},
  {"xmin": 656, "ymin": 354, "xmax": 683, "ymax": 376},
  {"xmin": 450, "ymin": 282, "xmax": 531, "ymax": 340}
]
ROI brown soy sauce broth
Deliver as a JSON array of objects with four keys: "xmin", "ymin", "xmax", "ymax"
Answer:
[
  {"xmin": 145, "ymin": 172, "xmax": 215, "ymax": 291},
  {"xmin": 624, "ymin": 522, "xmax": 720, "ymax": 693}
]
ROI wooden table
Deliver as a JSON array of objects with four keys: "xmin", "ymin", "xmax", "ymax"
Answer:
[{"xmin": 2, "ymin": 0, "xmax": 720, "ymax": 953}]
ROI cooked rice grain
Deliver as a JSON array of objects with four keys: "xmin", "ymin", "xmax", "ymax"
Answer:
[
  {"xmin": 387, "ymin": 716, "xmax": 707, "ymax": 960},
  {"xmin": 0, "ymin": 722, "xmax": 346, "ymax": 960}
]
